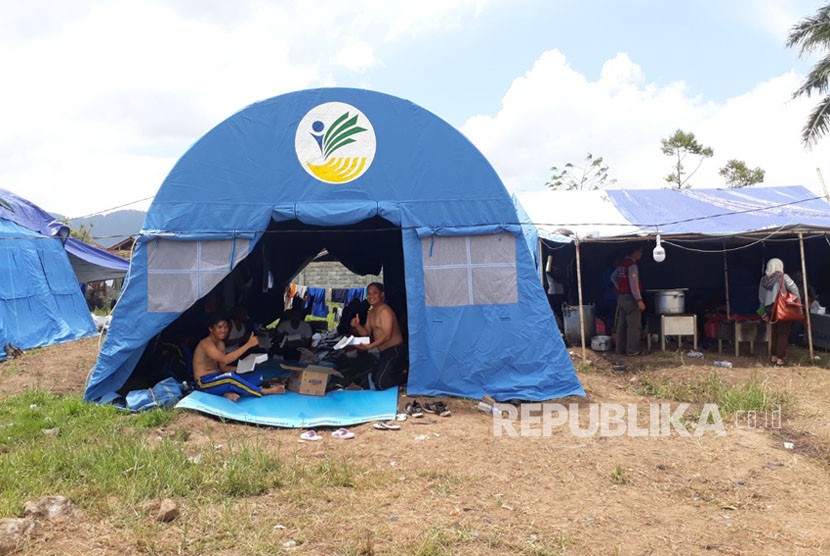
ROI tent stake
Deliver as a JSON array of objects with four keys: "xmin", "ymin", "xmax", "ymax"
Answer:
[
  {"xmin": 575, "ymin": 238, "xmax": 587, "ymax": 361},
  {"xmin": 798, "ymin": 232, "xmax": 814, "ymax": 360}
]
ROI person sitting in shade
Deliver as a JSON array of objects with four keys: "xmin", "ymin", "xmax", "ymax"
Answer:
[
  {"xmin": 274, "ymin": 308, "xmax": 314, "ymax": 360},
  {"xmin": 224, "ymin": 305, "xmax": 251, "ymax": 353},
  {"xmin": 350, "ymin": 282, "xmax": 408, "ymax": 390},
  {"xmin": 193, "ymin": 313, "xmax": 285, "ymax": 402}
]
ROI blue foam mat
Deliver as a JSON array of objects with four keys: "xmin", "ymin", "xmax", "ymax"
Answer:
[{"xmin": 175, "ymin": 387, "xmax": 399, "ymax": 428}]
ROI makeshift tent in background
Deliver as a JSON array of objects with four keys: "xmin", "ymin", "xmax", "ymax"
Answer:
[
  {"xmin": 516, "ymin": 186, "xmax": 830, "ymax": 357},
  {"xmin": 64, "ymin": 237, "xmax": 129, "ymax": 283},
  {"xmin": 85, "ymin": 87, "xmax": 585, "ymax": 404},
  {"xmin": 0, "ymin": 188, "xmax": 102, "ymax": 357}
]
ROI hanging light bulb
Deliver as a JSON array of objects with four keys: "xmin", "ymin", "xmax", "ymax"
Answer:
[{"xmin": 653, "ymin": 234, "xmax": 666, "ymax": 263}]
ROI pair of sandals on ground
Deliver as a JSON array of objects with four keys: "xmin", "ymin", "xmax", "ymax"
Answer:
[
  {"xmin": 404, "ymin": 399, "xmax": 451, "ymax": 418},
  {"xmin": 770, "ymin": 356, "xmax": 787, "ymax": 367},
  {"xmin": 299, "ymin": 428, "xmax": 354, "ymax": 441},
  {"xmin": 374, "ymin": 399, "xmax": 452, "ymax": 430},
  {"xmin": 299, "ymin": 399, "xmax": 451, "ymax": 440}
]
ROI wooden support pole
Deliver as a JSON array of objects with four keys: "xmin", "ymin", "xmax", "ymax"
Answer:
[
  {"xmin": 799, "ymin": 232, "xmax": 814, "ymax": 360},
  {"xmin": 723, "ymin": 244, "xmax": 731, "ymax": 316},
  {"xmin": 575, "ymin": 238, "xmax": 587, "ymax": 361}
]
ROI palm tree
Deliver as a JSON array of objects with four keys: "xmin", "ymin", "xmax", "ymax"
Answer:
[{"xmin": 788, "ymin": 4, "xmax": 830, "ymax": 147}]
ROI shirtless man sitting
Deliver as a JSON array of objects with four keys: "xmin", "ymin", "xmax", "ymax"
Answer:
[
  {"xmin": 350, "ymin": 282, "xmax": 408, "ymax": 390},
  {"xmin": 193, "ymin": 313, "xmax": 284, "ymax": 402}
]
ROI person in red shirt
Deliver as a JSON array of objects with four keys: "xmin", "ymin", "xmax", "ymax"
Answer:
[{"xmin": 612, "ymin": 246, "xmax": 646, "ymax": 355}]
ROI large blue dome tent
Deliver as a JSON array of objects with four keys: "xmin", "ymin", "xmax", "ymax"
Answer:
[
  {"xmin": 84, "ymin": 88, "xmax": 584, "ymax": 403},
  {"xmin": 0, "ymin": 188, "xmax": 98, "ymax": 357}
]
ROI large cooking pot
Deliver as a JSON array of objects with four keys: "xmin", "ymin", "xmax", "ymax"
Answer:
[
  {"xmin": 562, "ymin": 304, "xmax": 595, "ymax": 344},
  {"xmin": 650, "ymin": 289, "xmax": 687, "ymax": 314}
]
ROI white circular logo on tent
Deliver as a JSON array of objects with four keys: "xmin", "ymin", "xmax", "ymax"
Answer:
[{"xmin": 295, "ymin": 102, "xmax": 376, "ymax": 184}]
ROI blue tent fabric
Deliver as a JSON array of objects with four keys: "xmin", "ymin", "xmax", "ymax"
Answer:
[
  {"xmin": 84, "ymin": 88, "xmax": 584, "ymax": 403},
  {"xmin": 511, "ymin": 193, "xmax": 541, "ymax": 271},
  {"xmin": 0, "ymin": 219, "xmax": 96, "ymax": 357},
  {"xmin": 0, "ymin": 187, "xmax": 68, "ymax": 238},
  {"xmin": 607, "ymin": 186, "xmax": 830, "ymax": 236},
  {"xmin": 124, "ymin": 377, "xmax": 184, "ymax": 412}
]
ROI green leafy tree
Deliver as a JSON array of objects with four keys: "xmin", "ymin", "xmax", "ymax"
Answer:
[
  {"xmin": 660, "ymin": 129, "xmax": 714, "ymax": 189},
  {"xmin": 719, "ymin": 159, "xmax": 765, "ymax": 188},
  {"xmin": 59, "ymin": 218, "xmax": 94, "ymax": 243},
  {"xmin": 787, "ymin": 4, "xmax": 830, "ymax": 147},
  {"xmin": 71, "ymin": 224, "xmax": 94, "ymax": 243},
  {"xmin": 546, "ymin": 153, "xmax": 616, "ymax": 191}
]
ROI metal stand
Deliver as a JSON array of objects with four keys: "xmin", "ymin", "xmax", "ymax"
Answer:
[{"xmin": 647, "ymin": 314, "xmax": 698, "ymax": 351}]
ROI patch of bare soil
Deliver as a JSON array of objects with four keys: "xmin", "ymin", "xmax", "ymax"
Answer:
[
  {"xmin": 0, "ymin": 337, "xmax": 99, "ymax": 396},
  {"xmin": 3, "ymin": 339, "xmax": 830, "ymax": 555}
]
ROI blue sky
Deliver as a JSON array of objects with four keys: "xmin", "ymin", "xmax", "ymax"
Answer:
[
  {"xmin": 363, "ymin": 1, "xmax": 814, "ymax": 122},
  {"xmin": 1, "ymin": 0, "xmax": 828, "ymax": 218}
]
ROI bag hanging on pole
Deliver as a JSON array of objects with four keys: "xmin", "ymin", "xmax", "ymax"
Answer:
[{"xmin": 772, "ymin": 275, "xmax": 805, "ymax": 323}]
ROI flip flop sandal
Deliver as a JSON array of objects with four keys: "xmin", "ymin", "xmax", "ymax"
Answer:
[
  {"xmin": 299, "ymin": 430, "xmax": 323, "ymax": 442},
  {"xmin": 373, "ymin": 422, "xmax": 401, "ymax": 430},
  {"xmin": 396, "ymin": 413, "xmax": 408, "ymax": 422},
  {"xmin": 331, "ymin": 428, "xmax": 355, "ymax": 439}
]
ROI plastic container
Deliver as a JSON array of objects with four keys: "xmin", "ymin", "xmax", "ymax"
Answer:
[
  {"xmin": 477, "ymin": 401, "xmax": 498, "ymax": 414},
  {"xmin": 713, "ymin": 360, "xmax": 733, "ymax": 369}
]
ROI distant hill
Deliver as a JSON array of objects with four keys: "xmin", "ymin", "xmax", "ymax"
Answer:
[{"xmin": 66, "ymin": 210, "xmax": 146, "ymax": 247}]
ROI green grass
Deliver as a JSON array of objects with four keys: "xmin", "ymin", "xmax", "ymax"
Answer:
[
  {"xmin": 610, "ymin": 464, "xmax": 629, "ymax": 485},
  {"xmin": 636, "ymin": 372, "xmax": 790, "ymax": 415},
  {"xmin": 0, "ymin": 390, "xmax": 363, "ymax": 517},
  {"xmin": 415, "ymin": 525, "xmax": 472, "ymax": 556}
]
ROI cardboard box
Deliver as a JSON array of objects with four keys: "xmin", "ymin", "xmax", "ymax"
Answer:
[{"xmin": 280, "ymin": 363, "xmax": 342, "ymax": 396}]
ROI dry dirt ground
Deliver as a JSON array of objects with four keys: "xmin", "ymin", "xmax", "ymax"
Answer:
[{"xmin": 2, "ymin": 337, "xmax": 830, "ymax": 555}]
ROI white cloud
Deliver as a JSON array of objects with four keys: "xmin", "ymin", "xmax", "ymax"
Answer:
[
  {"xmin": 462, "ymin": 49, "xmax": 830, "ymax": 197},
  {"xmin": 335, "ymin": 39, "xmax": 379, "ymax": 73},
  {"xmin": 0, "ymin": 0, "xmax": 495, "ymax": 217},
  {"xmin": 749, "ymin": 0, "xmax": 825, "ymax": 43}
]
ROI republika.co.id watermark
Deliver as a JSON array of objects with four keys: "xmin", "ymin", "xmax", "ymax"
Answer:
[{"xmin": 491, "ymin": 403, "xmax": 782, "ymax": 438}]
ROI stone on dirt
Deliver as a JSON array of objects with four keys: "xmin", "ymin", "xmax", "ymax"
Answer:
[
  {"xmin": 23, "ymin": 496, "xmax": 76, "ymax": 521},
  {"xmin": 0, "ymin": 518, "xmax": 35, "ymax": 556},
  {"xmin": 142, "ymin": 498, "xmax": 180, "ymax": 523}
]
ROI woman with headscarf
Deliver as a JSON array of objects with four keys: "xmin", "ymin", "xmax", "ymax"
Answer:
[{"xmin": 758, "ymin": 258, "xmax": 801, "ymax": 366}]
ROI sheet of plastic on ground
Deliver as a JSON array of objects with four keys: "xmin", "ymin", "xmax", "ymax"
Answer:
[{"xmin": 175, "ymin": 388, "xmax": 398, "ymax": 428}]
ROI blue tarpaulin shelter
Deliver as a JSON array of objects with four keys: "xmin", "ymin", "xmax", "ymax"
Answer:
[
  {"xmin": 0, "ymin": 188, "xmax": 98, "ymax": 357},
  {"xmin": 516, "ymin": 186, "xmax": 830, "ymax": 242},
  {"xmin": 84, "ymin": 88, "xmax": 585, "ymax": 403},
  {"xmin": 606, "ymin": 186, "xmax": 830, "ymax": 237},
  {"xmin": 515, "ymin": 186, "xmax": 830, "ymax": 350}
]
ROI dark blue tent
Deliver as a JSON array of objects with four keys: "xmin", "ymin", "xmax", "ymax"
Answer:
[{"xmin": 85, "ymin": 88, "xmax": 585, "ymax": 402}]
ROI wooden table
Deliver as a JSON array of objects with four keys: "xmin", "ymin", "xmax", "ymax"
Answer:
[{"xmin": 646, "ymin": 314, "xmax": 698, "ymax": 351}]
